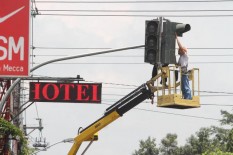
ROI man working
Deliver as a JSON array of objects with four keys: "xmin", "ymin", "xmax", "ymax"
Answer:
[{"xmin": 176, "ymin": 34, "xmax": 192, "ymax": 100}]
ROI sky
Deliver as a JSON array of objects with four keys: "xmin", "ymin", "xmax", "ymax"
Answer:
[{"xmin": 19, "ymin": 0, "xmax": 233, "ymax": 155}]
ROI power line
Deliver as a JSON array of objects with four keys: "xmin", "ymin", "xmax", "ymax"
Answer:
[
  {"xmin": 33, "ymin": 46, "xmax": 111, "ymax": 50},
  {"xmin": 39, "ymin": 9, "xmax": 233, "ymax": 13},
  {"xmin": 103, "ymin": 99, "xmax": 233, "ymax": 106},
  {"xmin": 32, "ymin": 54, "xmax": 67, "ymax": 57},
  {"xmin": 137, "ymin": 108, "xmax": 220, "ymax": 121},
  {"xmin": 37, "ymin": 13, "xmax": 233, "ymax": 17},
  {"xmin": 201, "ymin": 103, "xmax": 233, "ymax": 106},
  {"xmin": 192, "ymin": 62, "xmax": 233, "ymax": 63},
  {"xmin": 24, "ymin": 76, "xmax": 233, "ymax": 95},
  {"xmin": 33, "ymin": 46, "xmax": 233, "ymax": 50},
  {"xmin": 86, "ymin": 80, "xmax": 138, "ymax": 87},
  {"xmin": 101, "ymin": 103, "xmax": 220, "ymax": 121},
  {"xmin": 36, "ymin": 0, "xmax": 233, "ymax": 4},
  {"xmin": 25, "ymin": 76, "xmax": 233, "ymax": 95},
  {"xmin": 31, "ymin": 62, "xmax": 233, "ymax": 64},
  {"xmin": 200, "ymin": 90, "xmax": 233, "ymax": 95},
  {"xmin": 32, "ymin": 54, "xmax": 233, "ymax": 57},
  {"xmin": 103, "ymin": 93, "xmax": 233, "ymax": 97},
  {"xmin": 189, "ymin": 48, "xmax": 233, "ymax": 50}
]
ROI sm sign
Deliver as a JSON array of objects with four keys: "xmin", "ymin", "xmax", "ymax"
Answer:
[
  {"xmin": 0, "ymin": 0, "xmax": 30, "ymax": 77},
  {"xmin": 29, "ymin": 82, "xmax": 102, "ymax": 103}
]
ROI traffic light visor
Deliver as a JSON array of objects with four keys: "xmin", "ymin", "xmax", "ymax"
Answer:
[{"xmin": 176, "ymin": 24, "xmax": 191, "ymax": 36}]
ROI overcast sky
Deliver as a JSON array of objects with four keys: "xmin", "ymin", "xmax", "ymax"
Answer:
[{"xmin": 22, "ymin": 0, "xmax": 233, "ymax": 155}]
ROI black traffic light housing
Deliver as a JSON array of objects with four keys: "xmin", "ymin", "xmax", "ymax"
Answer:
[
  {"xmin": 161, "ymin": 21, "xmax": 191, "ymax": 64},
  {"xmin": 144, "ymin": 18, "xmax": 191, "ymax": 65},
  {"xmin": 144, "ymin": 20, "xmax": 159, "ymax": 64},
  {"xmin": 161, "ymin": 21, "xmax": 176, "ymax": 64}
]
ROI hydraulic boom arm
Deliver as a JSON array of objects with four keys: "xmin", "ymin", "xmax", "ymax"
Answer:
[
  {"xmin": 68, "ymin": 66, "xmax": 200, "ymax": 154},
  {"xmin": 68, "ymin": 84, "xmax": 152, "ymax": 155}
]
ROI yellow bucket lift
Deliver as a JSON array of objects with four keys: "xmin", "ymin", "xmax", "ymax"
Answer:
[
  {"xmin": 147, "ymin": 66, "xmax": 200, "ymax": 109},
  {"xmin": 68, "ymin": 66, "xmax": 201, "ymax": 155}
]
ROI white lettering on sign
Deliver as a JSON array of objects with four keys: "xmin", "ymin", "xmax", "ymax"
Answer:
[
  {"xmin": 0, "ymin": 36, "xmax": 24, "ymax": 61},
  {"xmin": 3, "ymin": 64, "xmax": 24, "ymax": 72}
]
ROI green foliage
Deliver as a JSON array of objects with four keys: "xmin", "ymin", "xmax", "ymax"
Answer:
[
  {"xmin": 0, "ymin": 117, "xmax": 30, "ymax": 155},
  {"xmin": 226, "ymin": 129, "xmax": 233, "ymax": 152},
  {"xmin": 202, "ymin": 149, "xmax": 233, "ymax": 155},
  {"xmin": 159, "ymin": 133, "xmax": 179, "ymax": 155},
  {"xmin": 133, "ymin": 109, "xmax": 233, "ymax": 155},
  {"xmin": 132, "ymin": 136, "xmax": 159, "ymax": 155},
  {"xmin": 220, "ymin": 110, "xmax": 233, "ymax": 152},
  {"xmin": 220, "ymin": 110, "xmax": 233, "ymax": 126}
]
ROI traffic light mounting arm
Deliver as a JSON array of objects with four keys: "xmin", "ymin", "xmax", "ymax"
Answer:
[
  {"xmin": 157, "ymin": 17, "xmax": 164, "ymax": 65},
  {"xmin": 146, "ymin": 67, "xmax": 168, "ymax": 94}
]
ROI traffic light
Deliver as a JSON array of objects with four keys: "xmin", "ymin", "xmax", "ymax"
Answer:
[
  {"xmin": 175, "ymin": 23, "xmax": 191, "ymax": 37},
  {"xmin": 144, "ymin": 20, "xmax": 159, "ymax": 64},
  {"xmin": 161, "ymin": 21, "xmax": 191, "ymax": 64},
  {"xmin": 161, "ymin": 21, "xmax": 176, "ymax": 64}
]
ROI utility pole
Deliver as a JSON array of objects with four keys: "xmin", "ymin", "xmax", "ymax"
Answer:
[{"xmin": 157, "ymin": 16, "xmax": 164, "ymax": 67}]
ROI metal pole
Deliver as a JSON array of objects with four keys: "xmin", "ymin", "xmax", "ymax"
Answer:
[
  {"xmin": 81, "ymin": 141, "xmax": 94, "ymax": 155},
  {"xmin": 157, "ymin": 16, "xmax": 163, "ymax": 67},
  {"xmin": 0, "ymin": 45, "xmax": 144, "ymax": 111}
]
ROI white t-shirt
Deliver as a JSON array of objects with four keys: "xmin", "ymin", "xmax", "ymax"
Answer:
[{"xmin": 178, "ymin": 53, "xmax": 189, "ymax": 72}]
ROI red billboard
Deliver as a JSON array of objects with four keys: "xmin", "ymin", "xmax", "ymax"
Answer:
[
  {"xmin": 29, "ymin": 82, "xmax": 102, "ymax": 103},
  {"xmin": 0, "ymin": 0, "xmax": 30, "ymax": 77}
]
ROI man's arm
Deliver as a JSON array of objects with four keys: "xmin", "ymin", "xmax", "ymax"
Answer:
[
  {"xmin": 176, "ymin": 34, "xmax": 183, "ymax": 49},
  {"xmin": 176, "ymin": 33, "xmax": 187, "ymax": 54}
]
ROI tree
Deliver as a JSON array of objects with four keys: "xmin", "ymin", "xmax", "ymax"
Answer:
[
  {"xmin": 220, "ymin": 110, "xmax": 233, "ymax": 152},
  {"xmin": 181, "ymin": 135, "xmax": 199, "ymax": 155},
  {"xmin": 133, "ymin": 109, "xmax": 233, "ymax": 155},
  {"xmin": 132, "ymin": 136, "xmax": 159, "ymax": 155},
  {"xmin": 196, "ymin": 127, "xmax": 212, "ymax": 153},
  {"xmin": 0, "ymin": 117, "xmax": 31, "ymax": 155},
  {"xmin": 202, "ymin": 149, "xmax": 233, "ymax": 155},
  {"xmin": 159, "ymin": 133, "xmax": 179, "ymax": 155},
  {"xmin": 226, "ymin": 129, "xmax": 233, "ymax": 152},
  {"xmin": 220, "ymin": 110, "xmax": 233, "ymax": 127},
  {"xmin": 210, "ymin": 126, "xmax": 229, "ymax": 152}
]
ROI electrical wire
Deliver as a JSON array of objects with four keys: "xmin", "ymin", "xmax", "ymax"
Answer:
[
  {"xmin": 32, "ymin": 54, "xmax": 233, "ymax": 57},
  {"xmin": 22, "ymin": 76, "xmax": 233, "ymax": 99},
  {"xmin": 31, "ymin": 62, "xmax": 233, "ymax": 64},
  {"xmin": 86, "ymin": 80, "xmax": 139, "ymax": 87},
  {"xmin": 201, "ymin": 103, "xmax": 233, "ymax": 106},
  {"xmin": 200, "ymin": 90, "xmax": 233, "ymax": 95},
  {"xmin": 101, "ymin": 103, "xmax": 221, "ymax": 121},
  {"xmin": 37, "ymin": 13, "xmax": 233, "ymax": 17},
  {"xmin": 103, "ymin": 94, "xmax": 233, "ymax": 97},
  {"xmin": 26, "ymin": 77, "xmax": 233, "ymax": 96},
  {"xmin": 39, "ymin": 9, "xmax": 233, "ymax": 13},
  {"xmin": 103, "ymin": 99, "xmax": 233, "ymax": 106},
  {"xmin": 34, "ymin": 46, "xmax": 111, "ymax": 50},
  {"xmin": 32, "ymin": 46, "xmax": 233, "ymax": 50},
  {"xmin": 36, "ymin": 0, "xmax": 233, "ymax": 4},
  {"xmin": 137, "ymin": 108, "xmax": 221, "ymax": 121}
]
